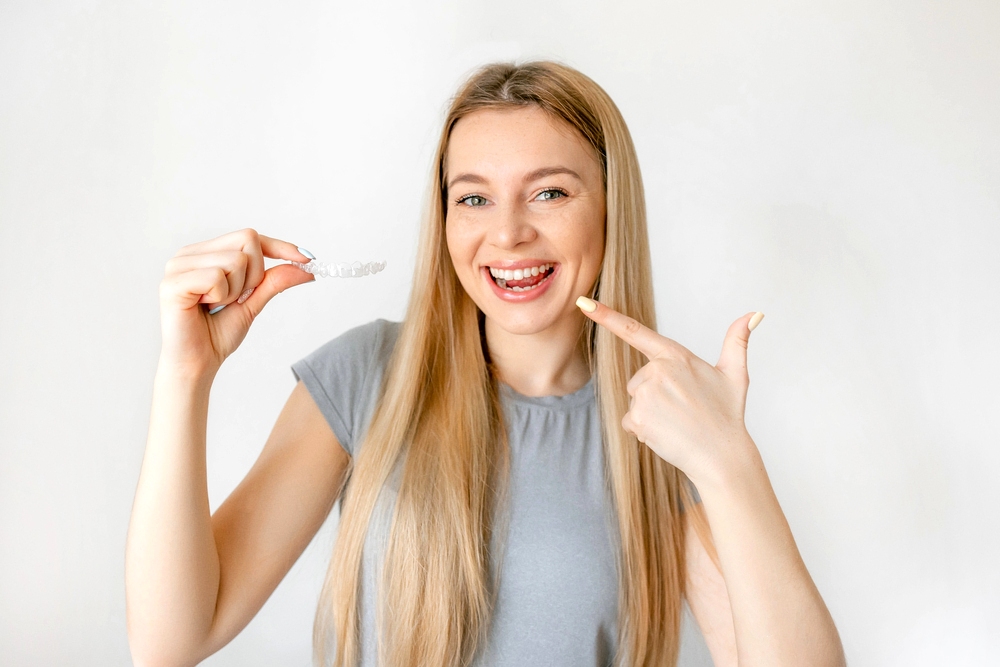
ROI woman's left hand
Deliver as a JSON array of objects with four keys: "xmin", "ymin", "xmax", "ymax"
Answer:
[{"xmin": 577, "ymin": 297, "xmax": 764, "ymax": 486}]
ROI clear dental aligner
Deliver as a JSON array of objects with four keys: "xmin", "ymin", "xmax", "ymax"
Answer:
[{"xmin": 290, "ymin": 259, "xmax": 387, "ymax": 278}]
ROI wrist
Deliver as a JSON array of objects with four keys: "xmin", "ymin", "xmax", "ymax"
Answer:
[
  {"xmin": 690, "ymin": 432, "xmax": 768, "ymax": 499},
  {"xmin": 154, "ymin": 356, "xmax": 219, "ymax": 391}
]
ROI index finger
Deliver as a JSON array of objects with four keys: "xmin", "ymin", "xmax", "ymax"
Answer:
[
  {"xmin": 257, "ymin": 233, "xmax": 314, "ymax": 262},
  {"xmin": 176, "ymin": 228, "xmax": 313, "ymax": 263},
  {"xmin": 576, "ymin": 296, "xmax": 675, "ymax": 360}
]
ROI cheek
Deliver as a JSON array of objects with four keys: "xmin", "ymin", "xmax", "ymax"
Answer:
[
  {"xmin": 577, "ymin": 215, "xmax": 606, "ymax": 270},
  {"xmin": 445, "ymin": 220, "xmax": 464, "ymax": 260},
  {"xmin": 588, "ymin": 222, "xmax": 606, "ymax": 259},
  {"xmin": 445, "ymin": 220, "xmax": 478, "ymax": 277}
]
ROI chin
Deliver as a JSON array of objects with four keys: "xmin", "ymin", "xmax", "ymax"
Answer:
[
  {"xmin": 479, "ymin": 302, "xmax": 572, "ymax": 337},
  {"xmin": 491, "ymin": 319, "xmax": 555, "ymax": 336}
]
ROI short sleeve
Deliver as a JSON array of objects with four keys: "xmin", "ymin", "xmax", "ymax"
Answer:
[
  {"xmin": 290, "ymin": 319, "xmax": 401, "ymax": 457},
  {"xmin": 679, "ymin": 475, "xmax": 702, "ymax": 513}
]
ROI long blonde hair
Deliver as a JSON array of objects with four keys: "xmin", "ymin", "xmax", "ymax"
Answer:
[{"xmin": 314, "ymin": 61, "xmax": 715, "ymax": 667}]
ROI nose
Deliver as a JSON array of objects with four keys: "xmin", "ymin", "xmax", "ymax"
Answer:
[{"xmin": 488, "ymin": 203, "xmax": 537, "ymax": 250}]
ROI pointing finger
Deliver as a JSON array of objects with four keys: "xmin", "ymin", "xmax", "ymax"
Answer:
[{"xmin": 576, "ymin": 296, "xmax": 676, "ymax": 360}]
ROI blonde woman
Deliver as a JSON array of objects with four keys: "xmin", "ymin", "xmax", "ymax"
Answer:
[{"xmin": 126, "ymin": 62, "xmax": 846, "ymax": 667}]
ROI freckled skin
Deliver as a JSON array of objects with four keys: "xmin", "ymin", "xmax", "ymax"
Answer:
[{"xmin": 445, "ymin": 106, "xmax": 607, "ymax": 338}]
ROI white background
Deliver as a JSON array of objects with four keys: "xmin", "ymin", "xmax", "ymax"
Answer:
[{"xmin": 1, "ymin": 1, "xmax": 998, "ymax": 665}]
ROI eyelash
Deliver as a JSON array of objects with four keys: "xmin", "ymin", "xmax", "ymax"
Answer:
[
  {"xmin": 454, "ymin": 188, "xmax": 568, "ymax": 206},
  {"xmin": 536, "ymin": 188, "xmax": 568, "ymax": 201},
  {"xmin": 454, "ymin": 194, "xmax": 487, "ymax": 207}
]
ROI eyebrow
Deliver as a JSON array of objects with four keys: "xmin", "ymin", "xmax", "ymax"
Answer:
[{"xmin": 446, "ymin": 166, "xmax": 583, "ymax": 190}]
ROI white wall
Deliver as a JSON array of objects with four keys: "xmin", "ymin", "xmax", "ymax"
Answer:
[{"xmin": 1, "ymin": 1, "xmax": 998, "ymax": 665}]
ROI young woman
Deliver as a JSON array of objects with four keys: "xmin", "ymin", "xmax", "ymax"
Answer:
[{"xmin": 126, "ymin": 62, "xmax": 846, "ymax": 667}]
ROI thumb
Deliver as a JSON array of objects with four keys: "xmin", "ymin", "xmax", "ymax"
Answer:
[
  {"xmin": 716, "ymin": 311, "xmax": 764, "ymax": 384},
  {"xmin": 242, "ymin": 263, "xmax": 315, "ymax": 318}
]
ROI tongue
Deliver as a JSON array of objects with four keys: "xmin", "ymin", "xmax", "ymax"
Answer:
[{"xmin": 506, "ymin": 272, "xmax": 545, "ymax": 288}]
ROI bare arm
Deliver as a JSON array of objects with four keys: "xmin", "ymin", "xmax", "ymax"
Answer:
[
  {"xmin": 126, "ymin": 376, "xmax": 349, "ymax": 666},
  {"xmin": 683, "ymin": 475, "xmax": 844, "ymax": 667},
  {"xmin": 125, "ymin": 229, "xmax": 349, "ymax": 666},
  {"xmin": 578, "ymin": 300, "xmax": 845, "ymax": 666},
  {"xmin": 694, "ymin": 455, "xmax": 845, "ymax": 667},
  {"xmin": 205, "ymin": 381, "xmax": 349, "ymax": 655},
  {"xmin": 125, "ymin": 364, "xmax": 219, "ymax": 665},
  {"xmin": 685, "ymin": 512, "xmax": 738, "ymax": 667}
]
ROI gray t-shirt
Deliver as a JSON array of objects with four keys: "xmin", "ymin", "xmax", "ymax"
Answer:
[{"xmin": 291, "ymin": 319, "xmax": 713, "ymax": 667}]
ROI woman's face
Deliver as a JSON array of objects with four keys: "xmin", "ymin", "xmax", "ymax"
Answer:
[{"xmin": 445, "ymin": 106, "xmax": 606, "ymax": 337}]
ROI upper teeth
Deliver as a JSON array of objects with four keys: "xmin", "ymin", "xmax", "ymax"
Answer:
[{"xmin": 489, "ymin": 264, "xmax": 551, "ymax": 281}]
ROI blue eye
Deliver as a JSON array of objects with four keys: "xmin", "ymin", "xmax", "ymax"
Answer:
[
  {"xmin": 456, "ymin": 194, "xmax": 488, "ymax": 207},
  {"xmin": 536, "ymin": 189, "xmax": 567, "ymax": 201}
]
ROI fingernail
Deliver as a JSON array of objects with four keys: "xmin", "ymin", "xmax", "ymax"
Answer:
[
  {"xmin": 236, "ymin": 287, "xmax": 254, "ymax": 304},
  {"xmin": 576, "ymin": 296, "xmax": 597, "ymax": 313},
  {"xmin": 297, "ymin": 246, "xmax": 316, "ymax": 260},
  {"xmin": 748, "ymin": 311, "xmax": 765, "ymax": 331},
  {"xmin": 208, "ymin": 304, "xmax": 226, "ymax": 315}
]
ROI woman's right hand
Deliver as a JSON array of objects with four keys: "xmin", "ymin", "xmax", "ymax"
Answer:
[{"xmin": 158, "ymin": 228, "xmax": 316, "ymax": 377}]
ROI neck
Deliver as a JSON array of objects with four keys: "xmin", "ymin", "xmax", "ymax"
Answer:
[{"xmin": 484, "ymin": 312, "xmax": 591, "ymax": 397}]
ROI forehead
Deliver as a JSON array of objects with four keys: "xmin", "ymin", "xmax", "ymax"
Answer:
[{"xmin": 445, "ymin": 106, "xmax": 600, "ymax": 182}]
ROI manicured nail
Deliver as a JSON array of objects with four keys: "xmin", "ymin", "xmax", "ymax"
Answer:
[
  {"xmin": 297, "ymin": 246, "xmax": 316, "ymax": 260},
  {"xmin": 208, "ymin": 304, "xmax": 226, "ymax": 315},
  {"xmin": 748, "ymin": 311, "xmax": 765, "ymax": 331},
  {"xmin": 576, "ymin": 296, "xmax": 597, "ymax": 313},
  {"xmin": 236, "ymin": 287, "xmax": 254, "ymax": 304}
]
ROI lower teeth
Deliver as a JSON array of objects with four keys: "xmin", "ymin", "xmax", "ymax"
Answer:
[{"xmin": 495, "ymin": 272, "xmax": 547, "ymax": 292}]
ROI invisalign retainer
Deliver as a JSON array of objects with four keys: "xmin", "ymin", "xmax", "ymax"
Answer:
[{"xmin": 290, "ymin": 259, "xmax": 387, "ymax": 278}]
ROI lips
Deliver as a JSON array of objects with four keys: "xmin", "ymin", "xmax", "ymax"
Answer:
[
  {"xmin": 488, "ymin": 263, "xmax": 554, "ymax": 292},
  {"xmin": 481, "ymin": 261, "xmax": 558, "ymax": 301}
]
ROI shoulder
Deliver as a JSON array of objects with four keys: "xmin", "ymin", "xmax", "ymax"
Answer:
[
  {"xmin": 340, "ymin": 318, "xmax": 401, "ymax": 347},
  {"xmin": 290, "ymin": 319, "xmax": 402, "ymax": 456},
  {"xmin": 295, "ymin": 319, "xmax": 401, "ymax": 375},
  {"xmin": 316, "ymin": 318, "xmax": 401, "ymax": 358}
]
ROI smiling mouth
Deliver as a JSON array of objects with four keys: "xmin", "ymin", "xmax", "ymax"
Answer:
[{"xmin": 487, "ymin": 263, "xmax": 555, "ymax": 292}]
